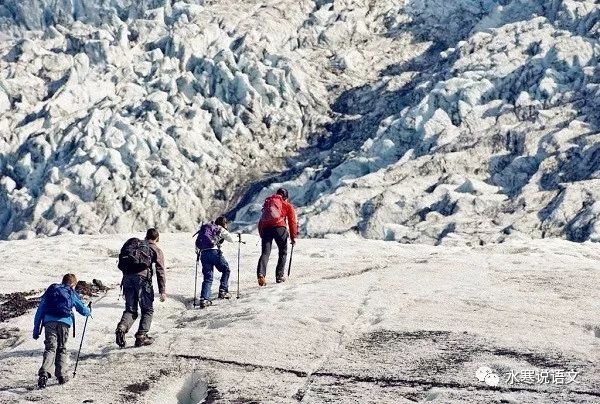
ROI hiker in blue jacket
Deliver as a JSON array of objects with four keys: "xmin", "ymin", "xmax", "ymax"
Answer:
[{"xmin": 33, "ymin": 273, "xmax": 91, "ymax": 389}]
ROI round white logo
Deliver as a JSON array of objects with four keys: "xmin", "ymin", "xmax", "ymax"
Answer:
[
  {"xmin": 476, "ymin": 366, "xmax": 493, "ymax": 382},
  {"xmin": 484, "ymin": 373, "xmax": 500, "ymax": 386},
  {"xmin": 476, "ymin": 366, "xmax": 500, "ymax": 386}
]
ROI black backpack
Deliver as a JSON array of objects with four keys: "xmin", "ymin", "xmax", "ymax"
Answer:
[{"xmin": 118, "ymin": 238, "xmax": 154, "ymax": 274}]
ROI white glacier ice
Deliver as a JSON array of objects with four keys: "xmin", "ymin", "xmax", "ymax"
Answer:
[{"xmin": 0, "ymin": 0, "xmax": 598, "ymax": 244}]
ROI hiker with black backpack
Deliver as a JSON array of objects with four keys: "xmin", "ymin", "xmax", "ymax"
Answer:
[
  {"xmin": 115, "ymin": 228, "xmax": 166, "ymax": 348},
  {"xmin": 33, "ymin": 273, "xmax": 91, "ymax": 389},
  {"xmin": 195, "ymin": 216, "xmax": 234, "ymax": 308},
  {"xmin": 256, "ymin": 188, "xmax": 298, "ymax": 286}
]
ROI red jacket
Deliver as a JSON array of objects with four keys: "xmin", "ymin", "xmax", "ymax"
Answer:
[{"xmin": 258, "ymin": 194, "xmax": 298, "ymax": 240}]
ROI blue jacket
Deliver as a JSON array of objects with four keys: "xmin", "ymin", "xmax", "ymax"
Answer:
[{"xmin": 33, "ymin": 284, "xmax": 91, "ymax": 339}]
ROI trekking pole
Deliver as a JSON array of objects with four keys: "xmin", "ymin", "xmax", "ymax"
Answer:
[
  {"xmin": 237, "ymin": 234, "xmax": 241, "ymax": 298},
  {"xmin": 287, "ymin": 243, "xmax": 294, "ymax": 277},
  {"xmin": 193, "ymin": 253, "xmax": 199, "ymax": 307},
  {"xmin": 73, "ymin": 302, "xmax": 92, "ymax": 378},
  {"xmin": 236, "ymin": 233, "xmax": 246, "ymax": 299}
]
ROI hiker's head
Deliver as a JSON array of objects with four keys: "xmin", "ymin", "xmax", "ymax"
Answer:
[
  {"xmin": 146, "ymin": 228, "xmax": 160, "ymax": 242},
  {"xmin": 276, "ymin": 188, "xmax": 289, "ymax": 200},
  {"xmin": 62, "ymin": 273, "xmax": 77, "ymax": 288},
  {"xmin": 215, "ymin": 216, "xmax": 228, "ymax": 229}
]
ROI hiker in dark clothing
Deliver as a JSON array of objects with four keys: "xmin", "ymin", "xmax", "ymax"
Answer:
[
  {"xmin": 33, "ymin": 273, "xmax": 91, "ymax": 388},
  {"xmin": 115, "ymin": 228, "xmax": 166, "ymax": 348},
  {"xmin": 195, "ymin": 216, "xmax": 234, "ymax": 308},
  {"xmin": 256, "ymin": 188, "xmax": 298, "ymax": 286}
]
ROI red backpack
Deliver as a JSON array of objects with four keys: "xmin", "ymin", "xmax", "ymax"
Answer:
[{"xmin": 261, "ymin": 195, "xmax": 285, "ymax": 224}]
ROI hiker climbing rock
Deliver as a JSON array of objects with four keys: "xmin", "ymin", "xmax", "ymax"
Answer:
[
  {"xmin": 256, "ymin": 188, "xmax": 298, "ymax": 286},
  {"xmin": 33, "ymin": 273, "xmax": 91, "ymax": 389},
  {"xmin": 115, "ymin": 228, "xmax": 166, "ymax": 348},
  {"xmin": 195, "ymin": 216, "xmax": 234, "ymax": 308}
]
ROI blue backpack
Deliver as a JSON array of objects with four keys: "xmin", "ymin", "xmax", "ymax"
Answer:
[
  {"xmin": 44, "ymin": 284, "xmax": 73, "ymax": 317},
  {"xmin": 195, "ymin": 223, "xmax": 222, "ymax": 250}
]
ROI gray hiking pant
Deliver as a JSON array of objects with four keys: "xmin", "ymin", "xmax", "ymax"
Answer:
[
  {"xmin": 116, "ymin": 274, "xmax": 154, "ymax": 337},
  {"xmin": 257, "ymin": 226, "xmax": 288, "ymax": 279},
  {"xmin": 38, "ymin": 321, "xmax": 70, "ymax": 379}
]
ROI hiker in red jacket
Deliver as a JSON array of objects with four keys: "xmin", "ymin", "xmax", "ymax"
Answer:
[{"xmin": 256, "ymin": 188, "xmax": 298, "ymax": 286}]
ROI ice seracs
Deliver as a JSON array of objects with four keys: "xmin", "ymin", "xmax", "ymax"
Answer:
[{"xmin": 1, "ymin": 0, "xmax": 599, "ymax": 244}]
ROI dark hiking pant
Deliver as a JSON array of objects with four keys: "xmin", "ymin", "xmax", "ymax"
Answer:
[
  {"xmin": 257, "ymin": 226, "xmax": 288, "ymax": 280},
  {"xmin": 116, "ymin": 274, "xmax": 154, "ymax": 337},
  {"xmin": 39, "ymin": 321, "xmax": 69, "ymax": 379},
  {"xmin": 200, "ymin": 249, "xmax": 230, "ymax": 300}
]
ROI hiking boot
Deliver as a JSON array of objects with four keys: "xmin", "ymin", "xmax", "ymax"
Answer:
[
  {"xmin": 257, "ymin": 276, "xmax": 267, "ymax": 286},
  {"xmin": 115, "ymin": 330, "xmax": 126, "ymax": 348},
  {"xmin": 134, "ymin": 335, "xmax": 154, "ymax": 347},
  {"xmin": 199, "ymin": 299, "xmax": 213, "ymax": 308},
  {"xmin": 57, "ymin": 376, "xmax": 69, "ymax": 385},
  {"xmin": 218, "ymin": 291, "xmax": 231, "ymax": 299},
  {"xmin": 37, "ymin": 375, "xmax": 48, "ymax": 389},
  {"xmin": 276, "ymin": 277, "xmax": 286, "ymax": 283}
]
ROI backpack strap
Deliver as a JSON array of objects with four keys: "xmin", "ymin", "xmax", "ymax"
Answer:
[
  {"xmin": 145, "ymin": 240, "xmax": 154, "ymax": 283},
  {"xmin": 68, "ymin": 288, "xmax": 75, "ymax": 337},
  {"xmin": 218, "ymin": 228, "xmax": 225, "ymax": 250}
]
